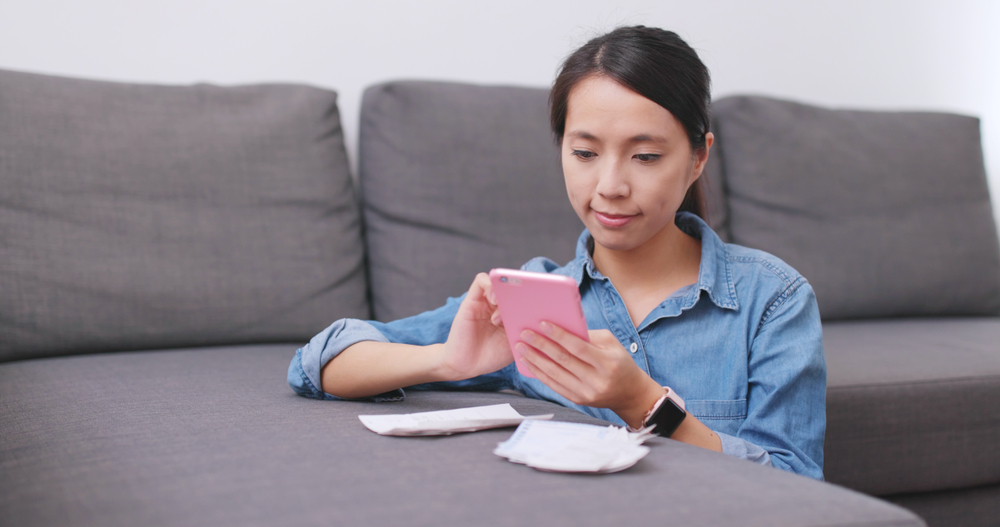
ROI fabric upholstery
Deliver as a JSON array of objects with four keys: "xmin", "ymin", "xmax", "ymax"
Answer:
[
  {"xmin": 886, "ymin": 483, "xmax": 1000, "ymax": 527},
  {"xmin": 0, "ymin": 345, "xmax": 923, "ymax": 527},
  {"xmin": 358, "ymin": 81, "xmax": 730, "ymax": 322},
  {"xmin": 823, "ymin": 318, "xmax": 1000, "ymax": 495},
  {"xmin": 0, "ymin": 69, "xmax": 368, "ymax": 362},
  {"xmin": 712, "ymin": 95, "xmax": 1000, "ymax": 320},
  {"xmin": 358, "ymin": 81, "xmax": 581, "ymax": 321}
]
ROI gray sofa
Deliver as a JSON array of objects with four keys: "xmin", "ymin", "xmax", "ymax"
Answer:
[{"xmin": 2, "ymin": 67, "xmax": 998, "ymax": 526}]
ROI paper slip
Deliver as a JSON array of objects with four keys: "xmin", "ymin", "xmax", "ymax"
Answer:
[
  {"xmin": 494, "ymin": 419, "xmax": 654, "ymax": 473},
  {"xmin": 358, "ymin": 403, "xmax": 553, "ymax": 436}
]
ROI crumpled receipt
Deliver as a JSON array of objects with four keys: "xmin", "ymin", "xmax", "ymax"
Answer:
[
  {"xmin": 358, "ymin": 403, "xmax": 553, "ymax": 436},
  {"xmin": 494, "ymin": 419, "xmax": 655, "ymax": 473}
]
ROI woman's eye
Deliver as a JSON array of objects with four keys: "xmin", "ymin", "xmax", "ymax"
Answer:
[
  {"xmin": 572, "ymin": 149, "xmax": 596, "ymax": 160},
  {"xmin": 634, "ymin": 153, "xmax": 661, "ymax": 163}
]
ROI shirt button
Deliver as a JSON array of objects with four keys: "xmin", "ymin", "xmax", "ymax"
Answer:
[{"xmin": 629, "ymin": 342, "xmax": 638, "ymax": 354}]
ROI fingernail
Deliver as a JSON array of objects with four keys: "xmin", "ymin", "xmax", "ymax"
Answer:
[
  {"xmin": 514, "ymin": 342, "xmax": 527, "ymax": 358},
  {"xmin": 539, "ymin": 321, "xmax": 553, "ymax": 334},
  {"xmin": 519, "ymin": 330, "xmax": 534, "ymax": 344}
]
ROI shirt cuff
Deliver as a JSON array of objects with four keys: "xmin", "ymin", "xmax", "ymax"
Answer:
[
  {"xmin": 717, "ymin": 431, "xmax": 772, "ymax": 467},
  {"xmin": 287, "ymin": 319, "xmax": 403, "ymax": 401}
]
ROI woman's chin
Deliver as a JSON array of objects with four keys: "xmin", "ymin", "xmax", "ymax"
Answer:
[
  {"xmin": 588, "ymin": 220, "xmax": 676, "ymax": 255},
  {"xmin": 589, "ymin": 230, "xmax": 642, "ymax": 253}
]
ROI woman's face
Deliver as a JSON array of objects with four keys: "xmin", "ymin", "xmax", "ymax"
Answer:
[{"xmin": 561, "ymin": 75, "xmax": 711, "ymax": 254}]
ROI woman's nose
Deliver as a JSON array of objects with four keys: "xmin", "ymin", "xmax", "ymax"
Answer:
[{"xmin": 595, "ymin": 161, "xmax": 630, "ymax": 199}]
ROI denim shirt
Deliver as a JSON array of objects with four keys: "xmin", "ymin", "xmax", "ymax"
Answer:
[{"xmin": 288, "ymin": 212, "xmax": 826, "ymax": 480}]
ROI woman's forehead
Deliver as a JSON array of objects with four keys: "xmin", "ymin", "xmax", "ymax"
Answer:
[{"xmin": 565, "ymin": 76, "xmax": 683, "ymax": 141}]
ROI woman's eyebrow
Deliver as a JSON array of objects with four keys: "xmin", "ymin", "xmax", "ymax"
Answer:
[
  {"xmin": 628, "ymin": 134, "xmax": 668, "ymax": 144},
  {"xmin": 566, "ymin": 131, "xmax": 667, "ymax": 143},
  {"xmin": 566, "ymin": 130, "xmax": 598, "ymax": 140}
]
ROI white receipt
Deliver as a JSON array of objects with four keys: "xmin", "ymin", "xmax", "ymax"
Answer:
[
  {"xmin": 358, "ymin": 403, "xmax": 553, "ymax": 436},
  {"xmin": 494, "ymin": 420, "xmax": 654, "ymax": 473}
]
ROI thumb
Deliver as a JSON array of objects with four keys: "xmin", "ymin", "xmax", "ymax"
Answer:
[{"xmin": 588, "ymin": 329, "xmax": 618, "ymax": 346}]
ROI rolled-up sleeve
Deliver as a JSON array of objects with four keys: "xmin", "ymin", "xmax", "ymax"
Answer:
[
  {"xmin": 718, "ymin": 431, "xmax": 773, "ymax": 466},
  {"xmin": 287, "ymin": 318, "xmax": 399, "ymax": 401},
  {"xmin": 739, "ymin": 278, "xmax": 826, "ymax": 480}
]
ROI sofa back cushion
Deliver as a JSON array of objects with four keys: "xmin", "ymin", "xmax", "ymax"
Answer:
[
  {"xmin": 0, "ymin": 69, "xmax": 368, "ymax": 362},
  {"xmin": 359, "ymin": 81, "xmax": 582, "ymax": 321},
  {"xmin": 712, "ymin": 96, "xmax": 1000, "ymax": 319}
]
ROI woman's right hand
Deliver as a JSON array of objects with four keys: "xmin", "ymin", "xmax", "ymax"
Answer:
[{"xmin": 435, "ymin": 272, "xmax": 513, "ymax": 381}]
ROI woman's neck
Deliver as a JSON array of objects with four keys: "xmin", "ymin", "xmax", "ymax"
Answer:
[{"xmin": 591, "ymin": 222, "xmax": 702, "ymax": 327}]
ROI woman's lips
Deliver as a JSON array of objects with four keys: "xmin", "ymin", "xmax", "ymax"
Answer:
[{"xmin": 594, "ymin": 211, "xmax": 636, "ymax": 228}]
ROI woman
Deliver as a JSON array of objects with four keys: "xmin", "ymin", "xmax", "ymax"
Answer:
[{"xmin": 288, "ymin": 26, "xmax": 826, "ymax": 480}]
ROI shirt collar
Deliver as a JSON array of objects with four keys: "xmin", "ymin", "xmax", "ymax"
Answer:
[{"xmin": 569, "ymin": 212, "xmax": 739, "ymax": 312}]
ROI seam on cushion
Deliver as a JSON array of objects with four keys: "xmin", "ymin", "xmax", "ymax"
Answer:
[
  {"xmin": 881, "ymin": 481, "xmax": 1000, "ymax": 500},
  {"xmin": 828, "ymin": 375, "xmax": 1000, "ymax": 391},
  {"xmin": 806, "ymin": 521, "xmax": 925, "ymax": 527}
]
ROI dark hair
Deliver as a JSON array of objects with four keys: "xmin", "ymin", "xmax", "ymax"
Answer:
[{"xmin": 550, "ymin": 26, "xmax": 712, "ymax": 219}]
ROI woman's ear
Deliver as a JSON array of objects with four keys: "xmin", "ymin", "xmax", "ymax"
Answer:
[{"xmin": 690, "ymin": 132, "xmax": 714, "ymax": 183}]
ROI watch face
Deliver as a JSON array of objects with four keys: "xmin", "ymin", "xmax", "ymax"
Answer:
[{"xmin": 650, "ymin": 399, "xmax": 687, "ymax": 438}]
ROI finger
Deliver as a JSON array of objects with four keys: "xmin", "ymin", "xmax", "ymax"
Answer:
[
  {"xmin": 474, "ymin": 272, "xmax": 497, "ymax": 305},
  {"xmin": 517, "ymin": 340, "xmax": 589, "ymax": 392},
  {"xmin": 537, "ymin": 322, "xmax": 599, "ymax": 367},
  {"xmin": 588, "ymin": 329, "xmax": 618, "ymax": 345},
  {"xmin": 581, "ymin": 329, "xmax": 637, "ymax": 379},
  {"xmin": 470, "ymin": 272, "xmax": 491, "ymax": 295},
  {"xmin": 463, "ymin": 273, "xmax": 499, "ymax": 317},
  {"xmin": 517, "ymin": 342, "xmax": 592, "ymax": 406},
  {"xmin": 520, "ymin": 329, "xmax": 590, "ymax": 375},
  {"xmin": 460, "ymin": 274, "xmax": 486, "ymax": 309},
  {"xmin": 517, "ymin": 340, "xmax": 572, "ymax": 378},
  {"xmin": 533, "ymin": 326, "xmax": 634, "ymax": 398},
  {"xmin": 522, "ymin": 352, "xmax": 580, "ymax": 402}
]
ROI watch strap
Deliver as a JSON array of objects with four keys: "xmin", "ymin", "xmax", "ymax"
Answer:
[{"xmin": 631, "ymin": 386, "xmax": 687, "ymax": 437}]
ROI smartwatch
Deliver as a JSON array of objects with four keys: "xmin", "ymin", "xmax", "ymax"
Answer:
[{"xmin": 641, "ymin": 387, "xmax": 687, "ymax": 438}]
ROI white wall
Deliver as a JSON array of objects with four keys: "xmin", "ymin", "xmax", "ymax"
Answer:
[{"xmin": 2, "ymin": 0, "xmax": 998, "ymax": 227}]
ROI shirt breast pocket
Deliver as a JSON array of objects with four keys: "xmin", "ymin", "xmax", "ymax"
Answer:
[{"xmin": 685, "ymin": 399, "xmax": 747, "ymax": 436}]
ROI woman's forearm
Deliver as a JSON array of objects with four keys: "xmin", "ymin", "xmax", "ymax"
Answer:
[
  {"xmin": 320, "ymin": 341, "xmax": 449, "ymax": 399},
  {"xmin": 615, "ymin": 378, "xmax": 722, "ymax": 453},
  {"xmin": 671, "ymin": 414, "xmax": 723, "ymax": 452}
]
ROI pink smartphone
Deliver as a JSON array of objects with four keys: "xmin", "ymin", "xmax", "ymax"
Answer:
[{"xmin": 488, "ymin": 268, "xmax": 589, "ymax": 378}]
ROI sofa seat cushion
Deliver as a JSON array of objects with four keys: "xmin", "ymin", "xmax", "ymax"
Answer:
[
  {"xmin": 0, "ymin": 345, "xmax": 922, "ymax": 527},
  {"xmin": 885, "ymin": 482, "xmax": 1000, "ymax": 527},
  {"xmin": 712, "ymin": 95, "xmax": 1000, "ymax": 320},
  {"xmin": 0, "ymin": 69, "xmax": 368, "ymax": 362},
  {"xmin": 824, "ymin": 317, "xmax": 1000, "ymax": 495}
]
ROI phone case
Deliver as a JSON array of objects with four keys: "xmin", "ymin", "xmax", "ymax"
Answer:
[{"xmin": 488, "ymin": 268, "xmax": 589, "ymax": 378}]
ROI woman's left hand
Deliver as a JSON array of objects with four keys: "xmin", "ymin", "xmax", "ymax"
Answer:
[{"xmin": 515, "ymin": 322, "xmax": 664, "ymax": 428}]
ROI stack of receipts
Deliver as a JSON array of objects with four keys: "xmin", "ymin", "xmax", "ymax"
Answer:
[
  {"xmin": 358, "ymin": 403, "xmax": 553, "ymax": 436},
  {"xmin": 494, "ymin": 419, "xmax": 655, "ymax": 473}
]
